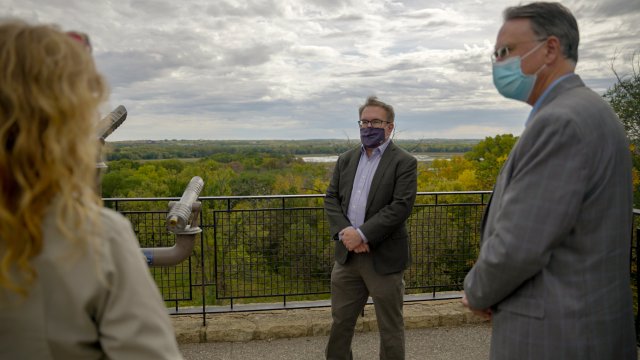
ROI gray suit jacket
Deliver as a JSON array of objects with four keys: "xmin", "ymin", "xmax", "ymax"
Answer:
[
  {"xmin": 325, "ymin": 141, "xmax": 417, "ymax": 275},
  {"xmin": 464, "ymin": 74, "xmax": 636, "ymax": 359}
]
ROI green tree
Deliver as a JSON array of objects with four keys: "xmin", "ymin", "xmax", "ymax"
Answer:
[
  {"xmin": 603, "ymin": 52, "xmax": 640, "ymax": 207},
  {"xmin": 464, "ymin": 134, "xmax": 517, "ymax": 190},
  {"xmin": 604, "ymin": 52, "xmax": 640, "ymax": 146},
  {"xmin": 417, "ymin": 157, "xmax": 478, "ymax": 193}
]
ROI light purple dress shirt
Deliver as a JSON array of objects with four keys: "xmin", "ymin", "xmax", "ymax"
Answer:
[{"xmin": 345, "ymin": 139, "xmax": 391, "ymax": 243}]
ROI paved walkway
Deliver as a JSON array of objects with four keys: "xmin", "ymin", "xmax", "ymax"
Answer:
[
  {"xmin": 171, "ymin": 297, "xmax": 639, "ymax": 359},
  {"xmin": 179, "ymin": 324, "xmax": 492, "ymax": 360},
  {"xmin": 170, "ymin": 297, "xmax": 487, "ymax": 343},
  {"xmin": 171, "ymin": 295, "xmax": 493, "ymax": 359}
]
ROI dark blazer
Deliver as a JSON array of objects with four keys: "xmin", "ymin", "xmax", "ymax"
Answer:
[
  {"xmin": 464, "ymin": 74, "xmax": 636, "ymax": 359},
  {"xmin": 325, "ymin": 141, "xmax": 417, "ymax": 275}
]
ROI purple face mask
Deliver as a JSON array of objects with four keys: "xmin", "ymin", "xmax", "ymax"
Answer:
[{"xmin": 360, "ymin": 127, "xmax": 386, "ymax": 148}]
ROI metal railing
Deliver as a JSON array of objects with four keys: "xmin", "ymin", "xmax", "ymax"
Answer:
[
  {"xmin": 633, "ymin": 210, "xmax": 640, "ymax": 343},
  {"xmin": 103, "ymin": 192, "xmax": 639, "ymax": 334}
]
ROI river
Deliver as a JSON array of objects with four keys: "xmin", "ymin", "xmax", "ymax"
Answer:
[{"xmin": 300, "ymin": 153, "xmax": 457, "ymax": 163}]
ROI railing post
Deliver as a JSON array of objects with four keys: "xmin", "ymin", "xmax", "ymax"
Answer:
[
  {"xmin": 629, "ymin": 228, "xmax": 640, "ymax": 344},
  {"xmin": 213, "ymin": 209, "xmax": 219, "ymax": 313},
  {"xmin": 201, "ymin": 207, "xmax": 206, "ymax": 327}
]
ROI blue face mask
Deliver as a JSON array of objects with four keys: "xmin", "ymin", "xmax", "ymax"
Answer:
[
  {"xmin": 360, "ymin": 127, "xmax": 386, "ymax": 148},
  {"xmin": 492, "ymin": 42, "xmax": 546, "ymax": 102}
]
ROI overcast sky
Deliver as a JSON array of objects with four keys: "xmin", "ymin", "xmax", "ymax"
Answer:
[{"xmin": 4, "ymin": 0, "xmax": 639, "ymax": 140}]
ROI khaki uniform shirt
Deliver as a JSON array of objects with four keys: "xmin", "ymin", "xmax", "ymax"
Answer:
[{"xmin": 0, "ymin": 205, "xmax": 183, "ymax": 359}]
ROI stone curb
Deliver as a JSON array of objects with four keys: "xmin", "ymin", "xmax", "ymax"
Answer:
[{"xmin": 171, "ymin": 299, "xmax": 489, "ymax": 344}]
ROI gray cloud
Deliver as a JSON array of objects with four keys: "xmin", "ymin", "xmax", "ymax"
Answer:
[
  {"xmin": 571, "ymin": 0, "xmax": 640, "ymax": 17},
  {"xmin": 223, "ymin": 42, "xmax": 287, "ymax": 67},
  {"xmin": 96, "ymin": 51, "xmax": 183, "ymax": 88},
  {"xmin": 3, "ymin": 0, "xmax": 638, "ymax": 140},
  {"xmin": 205, "ymin": 1, "xmax": 286, "ymax": 18}
]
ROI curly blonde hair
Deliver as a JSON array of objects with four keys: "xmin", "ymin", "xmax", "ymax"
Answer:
[{"xmin": 0, "ymin": 20, "xmax": 108, "ymax": 296}]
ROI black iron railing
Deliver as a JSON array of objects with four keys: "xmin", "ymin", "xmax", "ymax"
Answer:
[
  {"xmin": 104, "ymin": 192, "xmax": 639, "ymax": 334},
  {"xmin": 633, "ymin": 210, "xmax": 640, "ymax": 343}
]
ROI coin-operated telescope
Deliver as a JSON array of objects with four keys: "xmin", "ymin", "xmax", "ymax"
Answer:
[
  {"xmin": 96, "ymin": 105, "xmax": 127, "ymax": 195},
  {"xmin": 97, "ymin": 105, "xmax": 128, "ymax": 144},
  {"xmin": 141, "ymin": 176, "xmax": 204, "ymax": 266}
]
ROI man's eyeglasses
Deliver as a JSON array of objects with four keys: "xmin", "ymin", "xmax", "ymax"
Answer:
[
  {"xmin": 491, "ymin": 38, "xmax": 546, "ymax": 62},
  {"xmin": 358, "ymin": 119, "xmax": 389, "ymax": 128}
]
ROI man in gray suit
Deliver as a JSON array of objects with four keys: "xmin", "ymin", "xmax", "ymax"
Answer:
[
  {"xmin": 325, "ymin": 96, "xmax": 417, "ymax": 360},
  {"xmin": 463, "ymin": 2, "xmax": 637, "ymax": 359}
]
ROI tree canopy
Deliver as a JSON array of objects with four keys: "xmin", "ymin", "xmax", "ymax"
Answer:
[
  {"xmin": 603, "ymin": 52, "xmax": 640, "ymax": 206},
  {"xmin": 603, "ymin": 52, "xmax": 640, "ymax": 147}
]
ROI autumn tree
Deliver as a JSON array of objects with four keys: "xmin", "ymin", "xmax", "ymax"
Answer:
[
  {"xmin": 464, "ymin": 134, "xmax": 517, "ymax": 190},
  {"xmin": 604, "ymin": 52, "xmax": 640, "ymax": 147},
  {"xmin": 603, "ymin": 52, "xmax": 640, "ymax": 206}
]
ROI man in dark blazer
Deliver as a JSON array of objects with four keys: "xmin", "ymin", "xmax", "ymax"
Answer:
[
  {"xmin": 463, "ymin": 3, "xmax": 636, "ymax": 359},
  {"xmin": 324, "ymin": 96, "xmax": 417, "ymax": 360}
]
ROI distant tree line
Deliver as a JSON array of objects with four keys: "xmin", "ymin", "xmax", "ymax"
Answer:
[
  {"xmin": 100, "ymin": 136, "xmax": 511, "ymax": 200},
  {"xmin": 103, "ymin": 139, "xmax": 479, "ymax": 161}
]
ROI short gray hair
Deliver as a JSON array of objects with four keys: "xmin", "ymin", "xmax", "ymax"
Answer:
[
  {"xmin": 504, "ymin": 2, "xmax": 579, "ymax": 63},
  {"xmin": 358, "ymin": 96, "xmax": 395, "ymax": 123}
]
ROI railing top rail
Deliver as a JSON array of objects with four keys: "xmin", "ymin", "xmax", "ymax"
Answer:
[
  {"xmin": 103, "ymin": 197, "xmax": 181, "ymax": 202},
  {"xmin": 102, "ymin": 190, "xmax": 494, "ymax": 202},
  {"xmin": 102, "ymin": 194, "xmax": 322, "ymax": 202},
  {"xmin": 417, "ymin": 190, "xmax": 492, "ymax": 195}
]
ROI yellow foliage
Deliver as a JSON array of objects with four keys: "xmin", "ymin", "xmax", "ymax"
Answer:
[
  {"xmin": 457, "ymin": 169, "xmax": 478, "ymax": 190},
  {"xmin": 273, "ymin": 174, "xmax": 304, "ymax": 194}
]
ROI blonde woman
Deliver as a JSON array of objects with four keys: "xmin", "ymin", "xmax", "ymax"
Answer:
[{"xmin": 0, "ymin": 21, "xmax": 183, "ymax": 359}]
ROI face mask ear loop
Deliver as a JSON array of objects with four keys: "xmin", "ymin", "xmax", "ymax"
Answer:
[
  {"xmin": 520, "ymin": 40, "xmax": 547, "ymax": 77},
  {"xmin": 521, "ymin": 40, "xmax": 546, "ymax": 61},
  {"xmin": 534, "ymin": 64, "xmax": 546, "ymax": 76}
]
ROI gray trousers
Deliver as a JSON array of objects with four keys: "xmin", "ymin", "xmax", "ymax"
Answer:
[{"xmin": 325, "ymin": 252, "xmax": 405, "ymax": 360}]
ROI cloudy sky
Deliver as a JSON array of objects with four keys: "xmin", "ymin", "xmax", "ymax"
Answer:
[{"xmin": 4, "ymin": 0, "xmax": 639, "ymax": 141}]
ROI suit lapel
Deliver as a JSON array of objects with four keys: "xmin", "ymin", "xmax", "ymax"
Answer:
[{"xmin": 342, "ymin": 148, "xmax": 362, "ymax": 211}]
